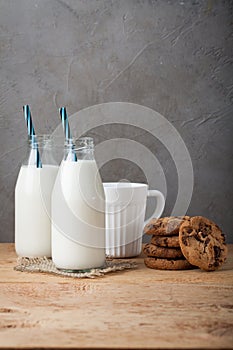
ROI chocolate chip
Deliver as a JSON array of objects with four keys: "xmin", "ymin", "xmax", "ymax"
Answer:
[
  {"xmin": 201, "ymin": 231, "xmax": 208, "ymax": 238},
  {"xmin": 182, "ymin": 236, "xmax": 188, "ymax": 246},
  {"xmin": 195, "ymin": 233, "xmax": 203, "ymax": 243},
  {"xmin": 187, "ymin": 228, "xmax": 193, "ymax": 234},
  {"xmin": 214, "ymin": 246, "xmax": 221, "ymax": 260},
  {"xmin": 199, "ymin": 223, "xmax": 210, "ymax": 238}
]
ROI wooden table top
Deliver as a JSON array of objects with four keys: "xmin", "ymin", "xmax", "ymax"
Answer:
[{"xmin": 0, "ymin": 243, "xmax": 233, "ymax": 349}]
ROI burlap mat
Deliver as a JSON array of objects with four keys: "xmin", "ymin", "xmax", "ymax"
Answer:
[{"xmin": 14, "ymin": 257, "xmax": 137, "ymax": 278}]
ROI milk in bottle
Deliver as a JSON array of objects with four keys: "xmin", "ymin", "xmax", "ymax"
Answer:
[
  {"xmin": 15, "ymin": 135, "xmax": 58, "ymax": 257},
  {"xmin": 51, "ymin": 137, "xmax": 105, "ymax": 270}
]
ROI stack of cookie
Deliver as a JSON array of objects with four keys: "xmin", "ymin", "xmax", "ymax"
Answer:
[
  {"xmin": 143, "ymin": 216, "xmax": 228, "ymax": 271},
  {"xmin": 143, "ymin": 216, "xmax": 193, "ymax": 270}
]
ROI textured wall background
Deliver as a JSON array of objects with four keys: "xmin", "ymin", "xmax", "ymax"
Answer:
[{"xmin": 0, "ymin": 0, "xmax": 232, "ymax": 242}]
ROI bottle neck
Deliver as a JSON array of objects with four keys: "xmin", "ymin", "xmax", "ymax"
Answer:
[
  {"xmin": 64, "ymin": 137, "xmax": 94, "ymax": 161},
  {"xmin": 28, "ymin": 135, "xmax": 52, "ymax": 150},
  {"xmin": 24, "ymin": 135, "xmax": 57, "ymax": 167}
]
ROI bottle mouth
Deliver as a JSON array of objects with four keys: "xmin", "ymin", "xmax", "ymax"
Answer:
[
  {"xmin": 65, "ymin": 137, "xmax": 94, "ymax": 151},
  {"xmin": 28, "ymin": 134, "xmax": 53, "ymax": 148}
]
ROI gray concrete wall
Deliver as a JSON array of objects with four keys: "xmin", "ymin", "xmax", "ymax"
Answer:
[{"xmin": 0, "ymin": 0, "xmax": 232, "ymax": 242}]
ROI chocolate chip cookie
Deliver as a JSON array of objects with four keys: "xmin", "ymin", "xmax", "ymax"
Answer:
[
  {"xmin": 143, "ymin": 243, "xmax": 183, "ymax": 259},
  {"xmin": 144, "ymin": 216, "xmax": 189, "ymax": 236},
  {"xmin": 179, "ymin": 216, "xmax": 228, "ymax": 271},
  {"xmin": 151, "ymin": 235, "xmax": 180, "ymax": 248},
  {"xmin": 144, "ymin": 257, "xmax": 194, "ymax": 270}
]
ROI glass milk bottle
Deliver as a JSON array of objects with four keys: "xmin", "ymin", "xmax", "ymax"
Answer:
[
  {"xmin": 15, "ymin": 135, "xmax": 59, "ymax": 257},
  {"xmin": 51, "ymin": 137, "xmax": 106, "ymax": 271}
]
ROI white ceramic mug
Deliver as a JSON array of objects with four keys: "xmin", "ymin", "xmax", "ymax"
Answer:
[{"xmin": 103, "ymin": 183, "xmax": 165, "ymax": 258}]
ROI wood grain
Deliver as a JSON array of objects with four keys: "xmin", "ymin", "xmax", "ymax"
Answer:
[{"xmin": 0, "ymin": 243, "xmax": 233, "ymax": 349}]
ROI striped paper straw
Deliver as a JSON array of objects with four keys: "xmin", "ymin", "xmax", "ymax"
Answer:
[
  {"xmin": 60, "ymin": 107, "xmax": 77, "ymax": 162},
  {"xmin": 23, "ymin": 105, "xmax": 42, "ymax": 168}
]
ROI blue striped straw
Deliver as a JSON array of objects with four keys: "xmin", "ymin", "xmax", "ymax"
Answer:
[
  {"xmin": 60, "ymin": 107, "xmax": 77, "ymax": 162},
  {"xmin": 23, "ymin": 105, "xmax": 42, "ymax": 168}
]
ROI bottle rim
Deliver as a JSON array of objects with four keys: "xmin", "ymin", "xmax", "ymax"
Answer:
[
  {"xmin": 28, "ymin": 134, "xmax": 53, "ymax": 148},
  {"xmin": 64, "ymin": 137, "xmax": 94, "ymax": 151}
]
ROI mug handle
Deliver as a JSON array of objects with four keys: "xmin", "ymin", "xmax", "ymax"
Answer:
[{"xmin": 144, "ymin": 190, "xmax": 165, "ymax": 225}]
